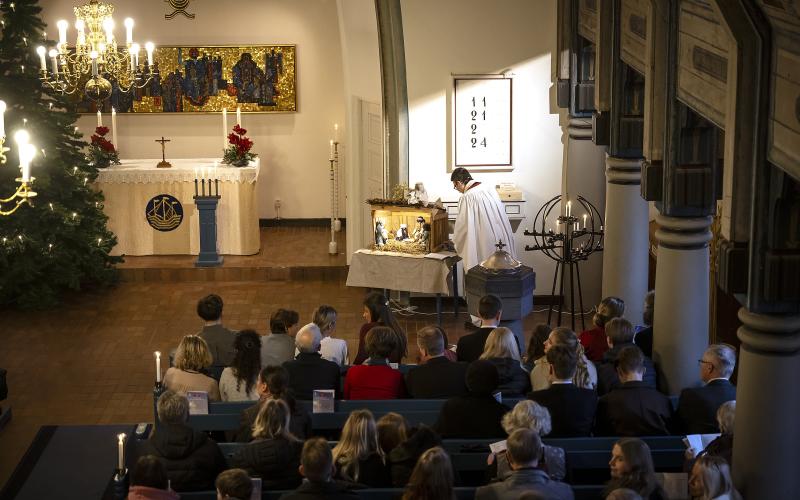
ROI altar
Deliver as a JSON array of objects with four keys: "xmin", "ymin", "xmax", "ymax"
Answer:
[{"xmin": 95, "ymin": 158, "xmax": 260, "ymax": 256}]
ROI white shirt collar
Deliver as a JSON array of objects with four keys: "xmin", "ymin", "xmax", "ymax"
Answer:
[
  {"xmin": 706, "ymin": 377, "xmax": 729, "ymax": 385},
  {"xmin": 551, "ymin": 380, "xmax": 573, "ymax": 385}
]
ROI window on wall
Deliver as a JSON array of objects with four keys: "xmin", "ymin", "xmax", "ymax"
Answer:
[{"xmin": 452, "ymin": 76, "xmax": 512, "ymax": 170}]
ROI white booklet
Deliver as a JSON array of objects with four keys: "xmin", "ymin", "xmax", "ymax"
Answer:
[
  {"xmin": 313, "ymin": 389, "xmax": 336, "ymax": 414},
  {"xmin": 489, "ymin": 439, "xmax": 508, "ymax": 455},
  {"xmin": 249, "ymin": 478, "xmax": 262, "ymax": 500},
  {"xmin": 186, "ymin": 391, "xmax": 209, "ymax": 415},
  {"xmin": 683, "ymin": 433, "xmax": 720, "ymax": 457}
]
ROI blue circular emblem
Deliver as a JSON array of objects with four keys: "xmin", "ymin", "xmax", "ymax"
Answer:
[{"xmin": 146, "ymin": 194, "xmax": 184, "ymax": 232}]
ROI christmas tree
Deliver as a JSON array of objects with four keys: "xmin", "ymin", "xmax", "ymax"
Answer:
[{"xmin": 0, "ymin": 0, "xmax": 121, "ymax": 309}]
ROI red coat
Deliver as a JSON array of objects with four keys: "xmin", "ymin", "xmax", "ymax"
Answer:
[
  {"xmin": 344, "ymin": 364, "xmax": 406, "ymax": 400},
  {"xmin": 580, "ymin": 326, "xmax": 608, "ymax": 363}
]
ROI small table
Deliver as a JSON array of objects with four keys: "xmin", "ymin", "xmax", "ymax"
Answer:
[{"xmin": 346, "ymin": 249, "xmax": 462, "ymax": 325}]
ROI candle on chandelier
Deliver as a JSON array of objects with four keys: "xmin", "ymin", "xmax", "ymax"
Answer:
[
  {"xmin": 583, "ymin": 214, "xmax": 587, "ymax": 231},
  {"xmin": 130, "ymin": 43, "xmax": 140, "ymax": 68},
  {"xmin": 222, "ymin": 108, "xmax": 228, "ymax": 151},
  {"xmin": 111, "ymin": 108, "xmax": 117, "ymax": 147},
  {"xmin": 236, "ymin": 106, "xmax": 242, "ymax": 127},
  {"xmin": 145, "ymin": 42, "xmax": 154, "ymax": 67},
  {"xmin": 155, "ymin": 351, "xmax": 162, "ymax": 383},
  {"xmin": 75, "ymin": 19, "xmax": 86, "ymax": 47},
  {"xmin": 102, "ymin": 18, "xmax": 114, "ymax": 45},
  {"xmin": 117, "ymin": 433, "xmax": 126, "ymax": 471},
  {"xmin": 48, "ymin": 49, "xmax": 59, "ymax": 77},
  {"xmin": 0, "ymin": 100, "xmax": 5, "ymax": 138},
  {"xmin": 56, "ymin": 20, "xmax": 67, "ymax": 47},
  {"xmin": 90, "ymin": 50, "xmax": 99, "ymax": 76},
  {"xmin": 36, "ymin": 46, "xmax": 46, "ymax": 71},
  {"xmin": 97, "ymin": 110, "xmax": 102, "ymax": 128},
  {"xmin": 19, "ymin": 143, "xmax": 35, "ymax": 183},
  {"xmin": 124, "ymin": 18, "xmax": 134, "ymax": 45},
  {"xmin": 566, "ymin": 200, "xmax": 571, "ymax": 217}
]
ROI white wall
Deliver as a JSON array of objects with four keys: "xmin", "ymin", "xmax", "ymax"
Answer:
[
  {"xmin": 39, "ymin": 0, "xmax": 346, "ymax": 219},
  {"xmin": 402, "ymin": 0, "xmax": 565, "ymax": 296}
]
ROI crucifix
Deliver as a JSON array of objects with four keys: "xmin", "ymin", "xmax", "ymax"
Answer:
[{"xmin": 155, "ymin": 137, "xmax": 172, "ymax": 168}]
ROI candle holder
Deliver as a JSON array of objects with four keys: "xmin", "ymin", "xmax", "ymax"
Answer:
[
  {"xmin": 113, "ymin": 468, "xmax": 129, "ymax": 500},
  {"xmin": 0, "ymin": 178, "xmax": 37, "ymax": 216},
  {"xmin": 0, "ymin": 136, "xmax": 9, "ymax": 164},
  {"xmin": 523, "ymin": 194, "xmax": 604, "ymax": 331},
  {"xmin": 328, "ymin": 157, "xmax": 337, "ymax": 255},
  {"xmin": 152, "ymin": 380, "xmax": 165, "ymax": 430},
  {"xmin": 333, "ymin": 141, "xmax": 342, "ymax": 232},
  {"xmin": 194, "ymin": 191, "xmax": 223, "ymax": 267}
]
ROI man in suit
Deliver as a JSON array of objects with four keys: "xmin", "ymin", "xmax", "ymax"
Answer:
[
  {"xmin": 406, "ymin": 326, "xmax": 468, "ymax": 398},
  {"xmin": 283, "ymin": 324, "xmax": 341, "ymax": 400},
  {"xmin": 595, "ymin": 345, "xmax": 674, "ymax": 436},
  {"xmin": 280, "ymin": 438, "xmax": 359, "ymax": 499},
  {"xmin": 475, "ymin": 429, "xmax": 574, "ymax": 500},
  {"xmin": 677, "ymin": 344, "xmax": 737, "ymax": 434},
  {"xmin": 434, "ymin": 360, "xmax": 508, "ymax": 438},
  {"xmin": 196, "ymin": 294, "xmax": 236, "ymax": 367},
  {"xmin": 457, "ymin": 294, "xmax": 504, "ymax": 362},
  {"xmin": 596, "ymin": 317, "xmax": 657, "ymax": 395},
  {"xmin": 528, "ymin": 344, "xmax": 597, "ymax": 437}
]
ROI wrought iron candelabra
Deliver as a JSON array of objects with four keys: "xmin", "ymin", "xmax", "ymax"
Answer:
[{"xmin": 524, "ymin": 195, "xmax": 604, "ymax": 330}]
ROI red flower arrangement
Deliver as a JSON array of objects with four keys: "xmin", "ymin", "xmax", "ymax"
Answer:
[
  {"xmin": 87, "ymin": 126, "xmax": 120, "ymax": 168},
  {"xmin": 223, "ymin": 124, "xmax": 258, "ymax": 167}
]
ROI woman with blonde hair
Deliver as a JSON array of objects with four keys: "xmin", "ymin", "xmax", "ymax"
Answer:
[
  {"xmin": 688, "ymin": 455, "xmax": 742, "ymax": 500},
  {"xmin": 401, "ymin": 447, "xmax": 455, "ymax": 500},
  {"xmin": 312, "ymin": 304, "xmax": 349, "ymax": 366},
  {"xmin": 530, "ymin": 326, "xmax": 597, "ymax": 391},
  {"xmin": 164, "ymin": 335, "xmax": 221, "ymax": 401},
  {"xmin": 580, "ymin": 296, "xmax": 625, "ymax": 362},
  {"xmin": 333, "ymin": 409, "xmax": 391, "ymax": 487},
  {"xmin": 479, "ymin": 327, "xmax": 531, "ymax": 397}
]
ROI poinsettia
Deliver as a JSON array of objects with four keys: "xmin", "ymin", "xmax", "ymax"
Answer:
[
  {"xmin": 86, "ymin": 126, "xmax": 120, "ymax": 168},
  {"xmin": 222, "ymin": 123, "xmax": 258, "ymax": 167}
]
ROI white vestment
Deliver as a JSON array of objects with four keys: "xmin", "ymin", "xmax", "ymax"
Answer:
[{"xmin": 453, "ymin": 180, "xmax": 517, "ymax": 273}]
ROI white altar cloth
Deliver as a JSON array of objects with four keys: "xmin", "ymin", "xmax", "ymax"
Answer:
[{"xmin": 96, "ymin": 158, "xmax": 260, "ymax": 256}]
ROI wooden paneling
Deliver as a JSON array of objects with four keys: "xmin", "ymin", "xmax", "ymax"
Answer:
[
  {"xmin": 620, "ymin": 0, "xmax": 648, "ymax": 74},
  {"xmin": 578, "ymin": 0, "xmax": 598, "ymax": 42}
]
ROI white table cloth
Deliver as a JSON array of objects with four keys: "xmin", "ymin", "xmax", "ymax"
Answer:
[
  {"xmin": 346, "ymin": 249, "xmax": 460, "ymax": 295},
  {"xmin": 96, "ymin": 158, "xmax": 260, "ymax": 256}
]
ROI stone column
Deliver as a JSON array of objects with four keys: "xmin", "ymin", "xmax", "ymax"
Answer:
[
  {"xmin": 601, "ymin": 156, "xmax": 649, "ymax": 325},
  {"xmin": 651, "ymin": 214, "xmax": 712, "ymax": 395},
  {"xmin": 733, "ymin": 309, "xmax": 800, "ymax": 498}
]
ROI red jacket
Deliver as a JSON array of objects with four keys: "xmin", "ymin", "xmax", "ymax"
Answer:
[
  {"xmin": 580, "ymin": 326, "xmax": 608, "ymax": 363},
  {"xmin": 344, "ymin": 364, "xmax": 406, "ymax": 400}
]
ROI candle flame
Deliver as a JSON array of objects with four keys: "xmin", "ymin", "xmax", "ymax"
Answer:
[
  {"xmin": 117, "ymin": 433, "xmax": 126, "ymax": 444},
  {"xmin": 154, "ymin": 351, "xmax": 161, "ymax": 359}
]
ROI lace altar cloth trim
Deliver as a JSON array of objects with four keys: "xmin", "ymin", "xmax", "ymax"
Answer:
[{"xmin": 95, "ymin": 158, "xmax": 260, "ymax": 184}]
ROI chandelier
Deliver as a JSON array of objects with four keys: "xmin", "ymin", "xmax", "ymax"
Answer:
[
  {"xmin": 0, "ymin": 101, "xmax": 38, "ymax": 217},
  {"xmin": 36, "ymin": 0, "xmax": 156, "ymax": 103}
]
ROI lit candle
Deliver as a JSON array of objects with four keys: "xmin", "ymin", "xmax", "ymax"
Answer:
[
  {"xmin": 117, "ymin": 433, "xmax": 126, "ymax": 471},
  {"xmin": 566, "ymin": 200, "xmax": 571, "ymax": 217},
  {"xmin": 155, "ymin": 351, "xmax": 162, "ymax": 382},
  {"xmin": 90, "ymin": 50, "xmax": 98, "ymax": 76},
  {"xmin": 123, "ymin": 18, "xmax": 133, "ymax": 45},
  {"xmin": 329, "ymin": 140, "xmax": 334, "ymax": 159},
  {"xmin": 583, "ymin": 214, "xmax": 587, "ymax": 231},
  {"xmin": 130, "ymin": 43, "xmax": 140, "ymax": 68},
  {"xmin": 236, "ymin": 106, "xmax": 241, "ymax": 126},
  {"xmin": 97, "ymin": 110, "xmax": 102, "ymax": 127},
  {"xmin": 56, "ymin": 20, "xmax": 67, "ymax": 46},
  {"xmin": 145, "ymin": 41, "xmax": 154, "ymax": 66},
  {"xmin": 334, "ymin": 123, "xmax": 339, "ymax": 143},
  {"xmin": 36, "ymin": 46, "xmax": 46, "ymax": 71},
  {"xmin": 111, "ymin": 108, "xmax": 117, "ymax": 147},
  {"xmin": 222, "ymin": 108, "xmax": 228, "ymax": 151},
  {"xmin": 20, "ymin": 143, "xmax": 35, "ymax": 182},
  {"xmin": 102, "ymin": 18, "xmax": 114, "ymax": 45},
  {"xmin": 75, "ymin": 19, "xmax": 86, "ymax": 47},
  {"xmin": 48, "ymin": 49, "xmax": 59, "ymax": 77},
  {"xmin": 0, "ymin": 100, "xmax": 5, "ymax": 138}
]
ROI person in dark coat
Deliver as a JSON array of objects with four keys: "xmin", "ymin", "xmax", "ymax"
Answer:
[
  {"xmin": 595, "ymin": 346, "xmax": 674, "ymax": 437},
  {"xmin": 684, "ymin": 400, "xmax": 736, "ymax": 469},
  {"xmin": 279, "ymin": 437, "xmax": 359, "ymax": 499},
  {"xmin": 633, "ymin": 290, "xmax": 655, "ymax": 358},
  {"xmin": 283, "ymin": 324, "xmax": 341, "ymax": 400},
  {"xmin": 479, "ymin": 327, "xmax": 531, "ymax": 397},
  {"xmin": 229, "ymin": 399, "xmax": 304, "ymax": 490},
  {"xmin": 677, "ymin": 344, "xmax": 737, "ymax": 434},
  {"xmin": 332, "ymin": 410, "xmax": 391, "ymax": 487},
  {"xmin": 139, "ymin": 390, "xmax": 226, "ymax": 492},
  {"xmin": 458, "ymin": 295, "xmax": 509, "ymax": 363},
  {"xmin": 528, "ymin": 344, "xmax": 597, "ymax": 437},
  {"xmin": 196, "ymin": 294, "xmax": 237, "ymax": 367},
  {"xmin": 405, "ymin": 326, "xmax": 468, "ymax": 398},
  {"xmin": 233, "ymin": 366, "xmax": 312, "ymax": 442},
  {"xmin": 388, "ymin": 425, "xmax": 443, "ymax": 487},
  {"xmin": 596, "ymin": 318, "xmax": 657, "ymax": 395},
  {"xmin": 434, "ymin": 359, "xmax": 509, "ymax": 438}
]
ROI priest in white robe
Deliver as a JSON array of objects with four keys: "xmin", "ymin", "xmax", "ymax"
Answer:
[{"xmin": 451, "ymin": 167, "xmax": 517, "ymax": 273}]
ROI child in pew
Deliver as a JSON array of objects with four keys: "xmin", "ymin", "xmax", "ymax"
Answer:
[
  {"xmin": 127, "ymin": 455, "xmax": 179, "ymax": 500},
  {"xmin": 401, "ymin": 447, "xmax": 456, "ymax": 500},
  {"xmin": 216, "ymin": 468, "xmax": 253, "ymax": 500},
  {"xmin": 605, "ymin": 437, "xmax": 668, "ymax": 500},
  {"xmin": 279, "ymin": 437, "xmax": 360, "ymax": 499}
]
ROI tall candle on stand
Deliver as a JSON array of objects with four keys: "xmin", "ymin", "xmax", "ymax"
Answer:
[
  {"xmin": 193, "ymin": 169, "xmax": 199, "ymax": 197},
  {"xmin": 154, "ymin": 351, "xmax": 162, "ymax": 383},
  {"xmin": 334, "ymin": 123, "xmax": 339, "ymax": 143},
  {"xmin": 117, "ymin": 433, "xmax": 126, "ymax": 471},
  {"xmin": 236, "ymin": 106, "xmax": 241, "ymax": 127},
  {"xmin": 96, "ymin": 110, "xmax": 102, "ymax": 127},
  {"xmin": 329, "ymin": 140, "xmax": 334, "ymax": 160},
  {"xmin": 111, "ymin": 108, "xmax": 117, "ymax": 147},
  {"xmin": 222, "ymin": 108, "xmax": 228, "ymax": 151}
]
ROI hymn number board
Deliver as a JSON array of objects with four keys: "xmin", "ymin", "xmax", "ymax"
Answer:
[{"xmin": 454, "ymin": 77, "xmax": 512, "ymax": 168}]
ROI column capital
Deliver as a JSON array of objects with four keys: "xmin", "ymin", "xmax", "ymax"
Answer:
[
  {"xmin": 737, "ymin": 307, "xmax": 800, "ymax": 354},
  {"xmin": 655, "ymin": 214, "xmax": 713, "ymax": 250},
  {"xmin": 606, "ymin": 155, "xmax": 643, "ymax": 185},
  {"xmin": 568, "ymin": 117, "xmax": 593, "ymax": 140}
]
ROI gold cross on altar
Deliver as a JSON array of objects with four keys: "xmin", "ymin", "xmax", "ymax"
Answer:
[{"xmin": 155, "ymin": 137, "xmax": 172, "ymax": 168}]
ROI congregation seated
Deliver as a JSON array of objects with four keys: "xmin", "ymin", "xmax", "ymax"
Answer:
[
  {"xmin": 197, "ymin": 294, "xmax": 237, "ymax": 368},
  {"xmin": 634, "ymin": 290, "xmax": 655, "ymax": 358},
  {"xmin": 405, "ymin": 326, "xmax": 468, "ymax": 398},
  {"xmin": 353, "ymin": 291, "xmax": 407, "ymax": 365},
  {"xmin": 688, "ymin": 454, "xmax": 742, "ymax": 500},
  {"xmin": 229, "ymin": 399, "xmax": 304, "ymax": 490},
  {"xmin": 215, "ymin": 468, "xmax": 253, "ymax": 500},
  {"xmin": 605, "ymin": 438, "xmax": 667, "ymax": 500},
  {"xmin": 595, "ymin": 346, "xmax": 674, "ymax": 437},
  {"xmin": 233, "ymin": 366, "xmax": 312, "ymax": 442},
  {"xmin": 677, "ymin": 344, "xmax": 737, "ymax": 434},
  {"xmin": 596, "ymin": 318, "xmax": 657, "ymax": 395},
  {"xmin": 528, "ymin": 344, "xmax": 597, "ymax": 438},
  {"xmin": 479, "ymin": 327, "xmax": 531, "ymax": 398},
  {"xmin": 530, "ymin": 327, "xmax": 597, "ymax": 391},
  {"xmin": 523, "ymin": 323, "xmax": 552, "ymax": 372},
  {"xmin": 457, "ymin": 294, "xmax": 508, "ymax": 363},
  {"xmin": 493, "ymin": 400, "xmax": 565, "ymax": 481},
  {"xmin": 279, "ymin": 437, "xmax": 359, "ymax": 499},
  {"xmin": 312, "ymin": 305, "xmax": 349, "ymax": 366},
  {"xmin": 332, "ymin": 410, "xmax": 392, "ymax": 487},
  {"xmin": 387, "ymin": 425, "xmax": 442, "ymax": 487},
  {"xmin": 435, "ymin": 360, "xmax": 508, "ymax": 438},
  {"xmin": 165, "ymin": 335, "xmax": 221, "ymax": 401},
  {"xmin": 687, "ymin": 401, "xmax": 736, "ymax": 467},
  {"xmin": 283, "ymin": 323, "xmax": 341, "ymax": 400},
  {"xmin": 377, "ymin": 412, "xmax": 408, "ymax": 456},
  {"xmin": 219, "ymin": 330, "xmax": 261, "ymax": 401},
  {"xmin": 579, "ymin": 296, "xmax": 625, "ymax": 363},
  {"xmin": 402, "ymin": 447, "xmax": 456, "ymax": 500},
  {"xmin": 127, "ymin": 455, "xmax": 179, "ymax": 500},
  {"xmin": 344, "ymin": 327, "xmax": 407, "ymax": 400},
  {"xmin": 477, "ymin": 429, "xmax": 574, "ymax": 500},
  {"xmin": 262, "ymin": 308, "xmax": 300, "ymax": 368},
  {"xmin": 141, "ymin": 390, "xmax": 227, "ymax": 492}
]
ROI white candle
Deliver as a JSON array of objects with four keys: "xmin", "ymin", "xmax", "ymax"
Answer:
[
  {"xmin": 75, "ymin": 19, "xmax": 86, "ymax": 47},
  {"xmin": 102, "ymin": 18, "xmax": 114, "ymax": 45},
  {"xmin": 111, "ymin": 108, "xmax": 117, "ymax": 146},
  {"xmin": 97, "ymin": 110, "xmax": 102, "ymax": 127},
  {"xmin": 145, "ymin": 41, "xmax": 154, "ymax": 66},
  {"xmin": 155, "ymin": 351, "xmax": 161, "ymax": 382},
  {"xmin": 334, "ymin": 123, "xmax": 339, "ymax": 143},
  {"xmin": 36, "ymin": 46, "xmax": 46, "ymax": 71},
  {"xmin": 0, "ymin": 100, "xmax": 5, "ymax": 137},
  {"xmin": 56, "ymin": 20, "xmax": 67, "ymax": 46},
  {"xmin": 90, "ymin": 50, "xmax": 98, "ymax": 76},
  {"xmin": 236, "ymin": 106, "xmax": 241, "ymax": 126},
  {"xmin": 123, "ymin": 18, "xmax": 133, "ymax": 45},
  {"xmin": 583, "ymin": 214, "xmax": 587, "ymax": 230},
  {"xmin": 48, "ymin": 49, "xmax": 59, "ymax": 77},
  {"xmin": 329, "ymin": 140, "xmax": 334, "ymax": 159},
  {"xmin": 130, "ymin": 43, "xmax": 140, "ymax": 68},
  {"xmin": 20, "ymin": 143, "xmax": 35, "ymax": 182},
  {"xmin": 566, "ymin": 200, "xmax": 571, "ymax": 217},
  {"xmin": 222, "ymin": 108, "xmax": 228, "ymax": 150},
  {"xmin": 117, "ymin": 433, "xmax": 126, "ymax": 471},
  {"xmin": 128, "ymin": 47, "xmax": 134, "ymax": 70}
]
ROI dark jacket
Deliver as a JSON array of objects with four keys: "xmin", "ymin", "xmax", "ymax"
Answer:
[
  {"xmin": 388, "ymin": 425, "xmax": 442, "ymax": 487},
  {"xmin": 456, "ymin": 327, "xmax": 495, "ymax": 363},
  {"xmin": 229, "ymin": 436, "xmax": 304, "ymax": 490},
  {"xmin": 434, "ymin": 394, "xmax": 508, "ymax": 438},
  {"xmin": 283, "ymin": 352, "xmax": 342, "ymax": 400},
  {"xmin": 486, "ymin": 357, "xmax": 531, "ymax": 397},
  {"xmin": 677, "ymin": 379, "xmax": 736, "ymax": 434},
  {"xmin": 595, "ymin": 381, "xmax": 674, "ymax": 437},
  {"xmin": 700, "ymin": 433, "xmax": 733, "ymax": 465},
  {"xmin": 233, "ymin": 398, "xmax": 313, "ymax": 442},
  {"xmin": 334, "ymin": 452, "xmax": 391, "ymax": 488},
  {"xmin": 140, "ymin": 423, "xmax": 227, "ymax": 492},
  {"xmin": 475, "ymin": 467, "xmax": 575, "ymax": 500},
  {"xmin": 596, "ymin": 343, "xmax": 658, "ymax": 395},
  {"xmin": 635, "ymin": 326, "xmax": 653, "ymax": 358},
  {"xmin": 198, "ymin": 324, "xmax": 237, "ymax": 367},
  {"xmin": 278, "ymin": 480, "xmax": 360, "ymax": 500},
  {"xmin": 528, "ymin": 383, "xmax": 598, "ymax": 437},
  {"xmin": 405, "ymin": 357, "xmax": 468, "ymax": 399}
]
